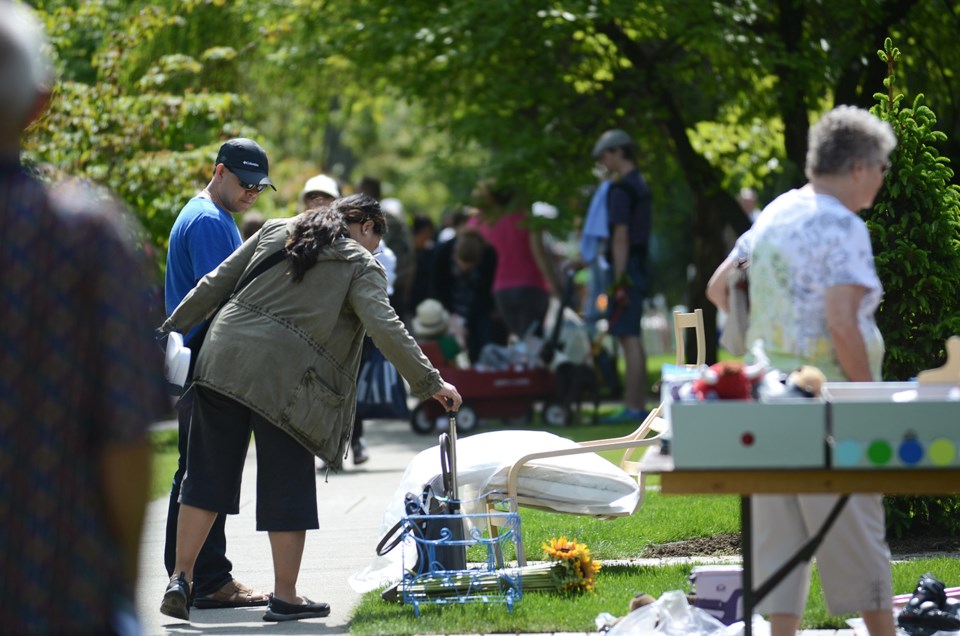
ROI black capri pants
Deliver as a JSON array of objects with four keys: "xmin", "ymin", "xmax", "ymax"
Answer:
[{"xmin": 180, "ymin": 385, "xmax": 319, "ymax": 532}]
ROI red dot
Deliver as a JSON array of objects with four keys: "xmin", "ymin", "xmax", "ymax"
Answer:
[{"xmin": 742, "ymin": 432, "xmax": 755, "ymax": 446}]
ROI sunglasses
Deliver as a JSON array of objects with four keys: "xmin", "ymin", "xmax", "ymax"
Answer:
[{"xmin": 225, "ymin": 167, "xmax": 267, "ymax": 193}]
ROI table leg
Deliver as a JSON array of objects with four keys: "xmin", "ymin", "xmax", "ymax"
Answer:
[{"xmin": 742, "ymin": 495, "xmax": 753, "ymax": 636}]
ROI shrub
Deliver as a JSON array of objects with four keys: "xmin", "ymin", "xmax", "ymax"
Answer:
[
  {"xmin": 868, "ymin": 38, "xmax": 960, "ymax": 538},
  {"xmin": 867, "ymin": 38, "xmax": 960, "ymax": 382}
]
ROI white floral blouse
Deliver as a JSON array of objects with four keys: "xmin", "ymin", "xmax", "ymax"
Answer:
[{"xmin": 734, "ymin": 187, "xmax": 884, "ymax": 381}]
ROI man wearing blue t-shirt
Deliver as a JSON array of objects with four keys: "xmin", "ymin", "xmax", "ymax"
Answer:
[
  {"xmin": 592, "ymin": 129, "xmax": 653, "ymax": 423},
  {"xmin": 163, "ymin": 138, "xmax": 275, "ymax": 610}
]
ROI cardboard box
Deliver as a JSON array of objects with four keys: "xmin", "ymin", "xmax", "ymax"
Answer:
[
  {"xmin": 671, "ymin": 401, "xmax": 827, "ymax": 469},
  {"xmin": 690, "ymin": 565, "xmax": 743, "ymax": 625},
  {"xmin": 825, "ymin": 383, "xmax": 960, "ymax": 469}
]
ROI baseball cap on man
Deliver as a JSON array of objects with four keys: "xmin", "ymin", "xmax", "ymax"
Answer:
[
  {"xmin": 592, "ymin": 129, "xmax": 634, "ymax": 158},
  {"xmin": 301, "ymin": 174, "xmax": 340, "ymax": 199},
  {"xmin": 216, "ymin": 138, "xmax": 276, "ymax": 190}
]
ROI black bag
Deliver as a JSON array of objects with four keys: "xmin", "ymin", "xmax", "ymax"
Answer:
[
  {"xmin": 376, "ymin": 431, "xmax": 467, "ymax": 576},
  {"xmin": 355, "ymin": 345, "xmax": 410, "ymax": 420},
  {"xmin": 375, "ymin": 474, "xmax": 467, "ymax": 575}
]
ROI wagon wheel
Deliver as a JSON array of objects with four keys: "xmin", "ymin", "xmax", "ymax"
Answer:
[
  {"xmin": 541, "ymin": 400, "xmax": 570, "ymax": 427},
  {"xmin": 454, "ymin": 404, "xmax": 480, "ymax": 432},
  {"xmin": 410, "ymin": 404, "xmax": 435, "ymax": 435}
]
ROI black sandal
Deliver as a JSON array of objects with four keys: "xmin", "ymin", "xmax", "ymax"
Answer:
[{"xmin": 262, "ymin": 596, "xmax": 331, "ymax": 622}]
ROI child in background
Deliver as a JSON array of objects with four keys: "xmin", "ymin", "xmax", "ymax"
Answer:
[{"xmin": 412, "ymin": 299, "xmax": 462, "ymax": 366}]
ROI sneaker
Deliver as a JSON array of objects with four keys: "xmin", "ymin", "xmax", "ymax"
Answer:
[
  {"xmin": 262, "ymin": 596, "xmax": 331, "ymax": 622},
  {"xmin": 352, "ymin": 438, "xmax": 369, "ymax": 465},
  {"xmin": 600, "ymin": 407, "xmax": 649, "ymax": 424},
  {"xmin": 898, "ymin": 572, "xmax": 960, "ymax": 636},
  {"xmin": 160, "ymin": 571, "xmax": 191, "ymax": 621}
]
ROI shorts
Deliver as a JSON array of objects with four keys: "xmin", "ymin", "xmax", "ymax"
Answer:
[
  {"xmin": 180, "ymin": 385, "xmax": 319, "ymax": 532},
  {"xmin": 752, "ymin": 493, "xmax": 892, "ymax": 616},
  {"xmin": 608, "ymin": 256, "xmax": 647, "ymax": 337}
]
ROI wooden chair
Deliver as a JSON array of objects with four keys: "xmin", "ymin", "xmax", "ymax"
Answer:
[
  {"xmin": 674, "ymin": 308, "xmax": 706, "ymax": 368},
  {"xmin": 488, "ymin": 309, "xmax": 707, "ymax": 564}
]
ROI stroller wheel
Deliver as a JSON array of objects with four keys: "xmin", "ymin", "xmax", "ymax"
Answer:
[
  {"xmin": 410, "ymin": 404, "xmax": 435, "ymax": 435},
  {"xmin": 541, "ymin": 401, "xmax": 570, "ymax": 427}
]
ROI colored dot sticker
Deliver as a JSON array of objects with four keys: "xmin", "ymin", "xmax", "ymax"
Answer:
[
  {"xmin": 928, "ymin": 439, "xmax": 956, "ymax": 466},
  {"xmin": 867, "ymin": 440, "xmax": 893, "ymax": 466},
  {"xmin": 834, "ymin": 440, "xmax": 862, "ymax": 467},
  {"xmin": 741, "ymin": 432, "xmax": 755, "ymax": 446},
  {"xmin": 898, "ymin": 439, "xmax": 924, "ymax": 465}
]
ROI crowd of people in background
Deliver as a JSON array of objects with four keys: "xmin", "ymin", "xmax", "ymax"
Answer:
[{"xmin": 2, "ymin": 7, "xmax": 914, "ymax": 636}]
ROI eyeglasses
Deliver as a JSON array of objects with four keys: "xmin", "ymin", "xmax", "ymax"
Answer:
[{"xmin": 225, "ymin": 167, "xmax": 267, "ymax": 193}]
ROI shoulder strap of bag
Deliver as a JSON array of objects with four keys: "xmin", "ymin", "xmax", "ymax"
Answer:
[{"xmin": 234, "ymin": 249, "xmax": 286, "ymax": 295}]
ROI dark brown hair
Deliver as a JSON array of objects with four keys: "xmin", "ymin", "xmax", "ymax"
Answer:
[
  {"xmin": 453, "ymin": 228, "xmax": 487, "ymax": 268},
  {"xmin": 283, "ymin": 194, "xmax": 385, "ymax": 282},
  {"xmin": 334, "ymin": 193, "xmax": 386, "ymax": 236},
  {"xmin": 284, "ymin": 206, "xmax": 346, "ymax": 282}
]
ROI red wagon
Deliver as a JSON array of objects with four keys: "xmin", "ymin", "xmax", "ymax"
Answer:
[{"xmin": 411, "ymin": 341, "xmax": 572, "ymax": 434}]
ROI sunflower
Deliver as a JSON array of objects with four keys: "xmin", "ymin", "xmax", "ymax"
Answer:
[{"xmin": 541, "ymin": 536, "xmax": 601, "ymax": 593}]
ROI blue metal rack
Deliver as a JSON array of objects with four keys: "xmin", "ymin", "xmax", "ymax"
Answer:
[{"xmin": 398, "ymin": 504, "xmax": 523, "ymax": 616}]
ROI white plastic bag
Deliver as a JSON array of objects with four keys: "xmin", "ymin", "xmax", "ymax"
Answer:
[
  {"xmin": 604, "ymin": 590, "xmax": 769, "ymax": 636},
  {"xmin": 163, "ymin": 331, "xmax": 190, "ymax": 390},
  {"xmin": 607, "ymin": 590, "xmax": 741, "ymax": 635}
]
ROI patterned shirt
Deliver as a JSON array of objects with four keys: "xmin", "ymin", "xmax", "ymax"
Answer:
[
  {"xmin": 0, "ymin": 160, "xmax": 165, "ymax": 633},
  {"xmin": 735, "ymin": 187, "xmax": 884, "ymax": 380}
]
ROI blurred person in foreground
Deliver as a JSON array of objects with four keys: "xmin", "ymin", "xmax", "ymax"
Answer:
[
  {"xmin": 163, "ymin": 136, "xmax": 276, "ymax": 611},
  {"xmin": 707, "ymin": 105, "xmax": 897, "ymax": 636},
  {"xmin": 158, "ymin": 194, "xmax": 461, "ymax": 622},
  {"xmin": 0, "ymin": 2, "xmax": 165, "ymax": 632}
]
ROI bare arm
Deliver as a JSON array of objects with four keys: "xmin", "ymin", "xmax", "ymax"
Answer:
[
  {"xmin": 99, "ymin": 439, "xmax": 152, "ymax": 587},
  {"xmin": 611, "ymin": 224, "xmax": 630, "ymax": 280},
  {"xmin": 706, "ymin": 254, "xmax": 738, "ymax": 313},
  {"xmin": 825, "ymin": 284, "xmax": 873, "ymax": 381}
]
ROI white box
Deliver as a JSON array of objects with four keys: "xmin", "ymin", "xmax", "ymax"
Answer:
[{"xmin": 690, "ymin": 565, "xmax": 743, "ymax": 625}]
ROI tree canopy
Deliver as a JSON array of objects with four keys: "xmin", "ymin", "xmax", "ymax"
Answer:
[{"xmin": 24, "ymin": 0, "xmax": 960, "ymax": 365}]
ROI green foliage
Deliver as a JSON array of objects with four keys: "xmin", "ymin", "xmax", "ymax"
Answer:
[
  {"xmin": 868, "ymin": 38, "xmax": 960, "ymax": 540},
  {"xmin": 868, "ymin": 39, "xmax": 960, "ymax": 381},
  {"xmin": 884, "ymin": 495, "xmax": 960, "ymax": 539},
  {"xmin": 23, "ymin": 2, "xmax": 264, "ymax": 270}
]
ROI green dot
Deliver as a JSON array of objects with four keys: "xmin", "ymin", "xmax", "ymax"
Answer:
[
  {"xmin": 867, "ymin": 440, "xmax": 893, "ymax": 466},
  {"xmin": 928, "ymin": 439, "xmax": 956, "ymax": 466}
]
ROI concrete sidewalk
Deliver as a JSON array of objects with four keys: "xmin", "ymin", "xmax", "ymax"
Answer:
[
  {"xmin": 137, "ymin": 417, "xmax": 439, "ymax": 635},
  {"xmin": 136, "ymin": 418, "xmax": 857, "ymax": 636}
]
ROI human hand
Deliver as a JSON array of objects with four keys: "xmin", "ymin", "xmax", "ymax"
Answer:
[
  {"xmin": 614, "ymin": 285, "xmax": 630, "ymax": 307},
  {"xmin": 432, "ymin": 382, "xmax": 462, "ymax": 412}
]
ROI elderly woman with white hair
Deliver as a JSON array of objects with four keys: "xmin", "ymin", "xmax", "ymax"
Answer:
[{"xmin": 708, "ymin": 105, "xmax": 898, "ymax": 636}]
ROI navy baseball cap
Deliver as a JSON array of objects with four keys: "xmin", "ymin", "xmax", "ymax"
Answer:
[{"xmin": 215, "ymin": 138, "xmax": 276, "ymax": 191}]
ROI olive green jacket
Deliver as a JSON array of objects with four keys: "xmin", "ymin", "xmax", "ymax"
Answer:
[{"xmin": 163, "ymin": 218, "xmax": 443, "ymax": 469}]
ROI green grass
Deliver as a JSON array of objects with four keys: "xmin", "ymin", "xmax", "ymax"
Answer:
[
  {"xmin": 352, "ymin": 558, "xmax": 960, "ymax": 634},
  {"xmin": 152, "ymin": 355, "xmax": 960, "ymax": 633},
  {"xmin": 151, "ymin": 428, "xmax": 179, "ymax": 500}
]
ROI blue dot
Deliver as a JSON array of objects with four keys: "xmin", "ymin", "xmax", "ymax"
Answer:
[
  {"xmin": 834, "ymin": 440, "xmax": 862, "ymax": 466},
  {"xmin": 898, "ymin": 439, "xmax": 924, "ymax": 465}
]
